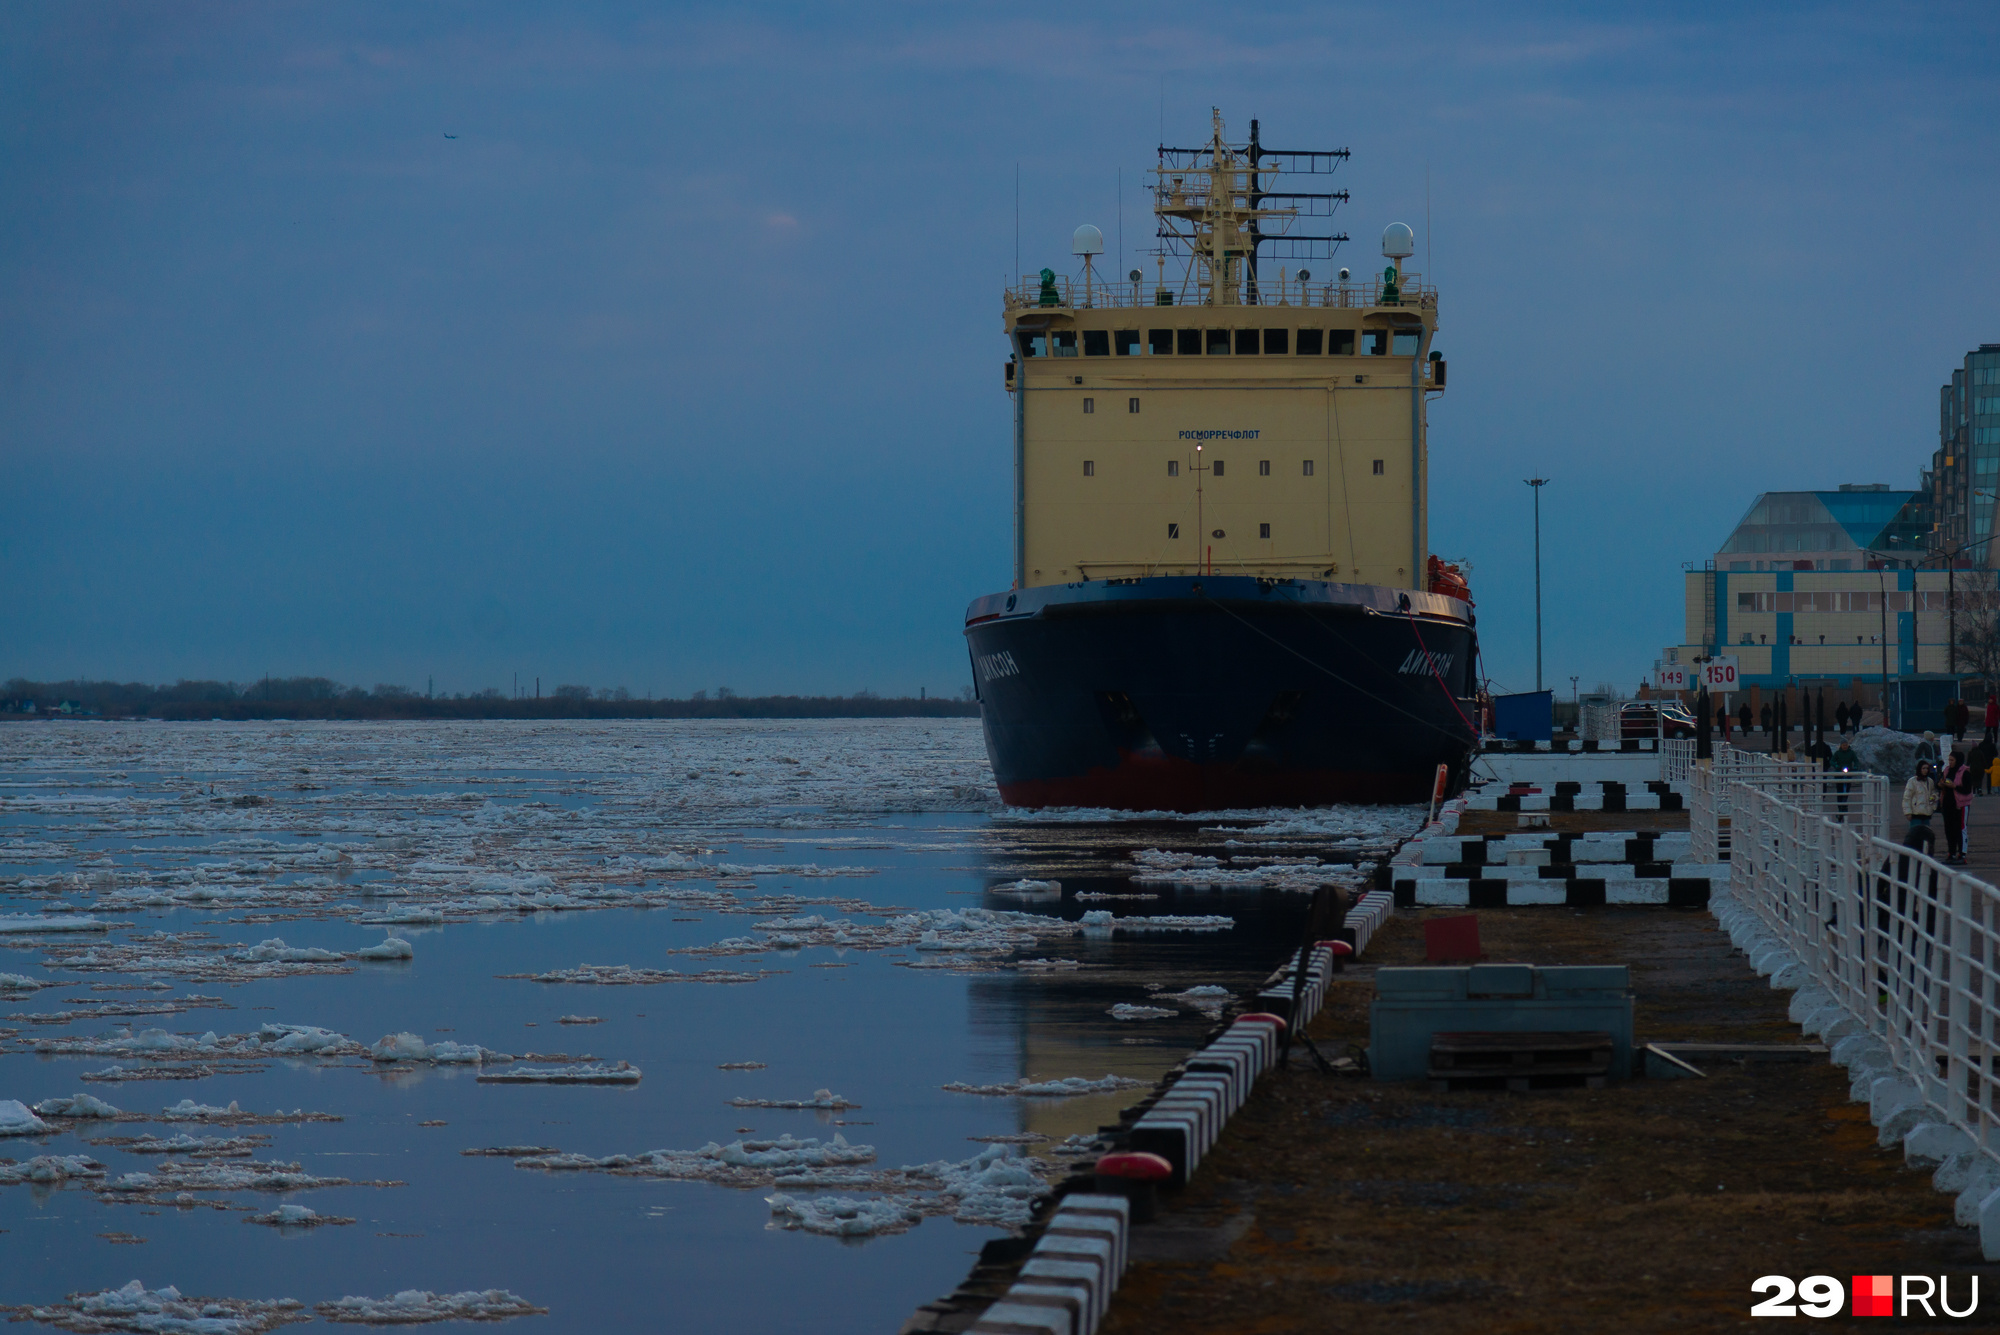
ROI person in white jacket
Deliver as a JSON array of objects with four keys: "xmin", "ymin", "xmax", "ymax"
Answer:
[{"xmin": 1903, "ymin": 761, "xmax": 1939, "ymax": 854}]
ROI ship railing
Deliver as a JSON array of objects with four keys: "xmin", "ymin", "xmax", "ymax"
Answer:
[
  {"xmin": 1007, "ymin": 273, "xmax": 1436, "ymax": 313},
  {"xmin": 1726, "ymin": 780, "xmax": 2000, "ymax": 1164}
]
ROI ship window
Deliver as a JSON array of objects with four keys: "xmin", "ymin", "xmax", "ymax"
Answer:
[
  {"xmin": 1083, "ymin": 460, "xmax": 1094, "ymax": 476},
  {"xmin": 1054, "ymin": 330, "xmax": 1078, "ymax": 357},
  {"xmin": 1177, "ymin": 329, "xmax": 1201, "ymax": 355},
  {"xmin": 1264, "ymin": 329, "xmax": 1288, "ymax": 354},
  {"xmin": 1168, "ymin": 460, "xmax": 1179, "ymax": 477},
  {"xmin": 1372, "ymin": 459, "xmax": 1384, "ymax": 475},
  {"xmin": 1016, "ymin": 333, "xmax": 1046, "ymax": 358},
  {"xmin": 1365, "ymin": 329, "xmax": 1388, "ymax": 355},
  {"xmin": 1212, "ymin": 460, "xmax": 1225, "ymax": 477},
  {"xmin": 1083, "ymin": 398, "xmax": 1094, "ymax": 414},
  {"xmin": 1129, "ymin": 397, "xmax": 1140, "ymax": 413},
  {"xmin": 1260, "ymin": 523, "xmax": 1271, "ymax": 539},
  {"xmin": 1206, "ymin": 329, "xmax": 1231, "ymax": 355},
  {"xmin": 1082, "ymin": 330, "xmax": 1110, "ymax": 356},
  {"xmin": 1168, "ymin": 523, "xmax": 1180, "ymax": 539},
  {"xmin": 1303, "ymin": 460, "xmax": 1315, "ymax": 476},
  {"xmin": 1393, "ymin": 330, "xmax": 1421, "ymax": 355},
  {"xmin": 1149, "ymin": 329, "xmax": 1174, "ymax": 355},
  {"xmin": 1259, "ymin": 460, "xmax": 1270, "ymax": 476},
  {"xmin": 1329, "ymin": 329, "xmax": 1356, "ymax": 355},
  {"xmin": 1235, "ymin": 329, "xmax": 1259, "ymax": 355},
  {"xmin": 1115, "ymin": 330, "xmax": 1141, "ymax": 356},
  {"xmin": 1295, "ymin": 328, "xmax": 1323, "ymax": 355}
]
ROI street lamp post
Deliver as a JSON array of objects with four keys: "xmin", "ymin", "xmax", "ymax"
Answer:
[{"xmin": 1526, "ymin": 477, "xmax": 1550, "ymax": 693}]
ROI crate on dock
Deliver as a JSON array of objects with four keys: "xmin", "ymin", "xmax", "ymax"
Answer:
[{"xmin": 1427, "ymin": 1030, "xmax": 1615, "ymax": 1091}]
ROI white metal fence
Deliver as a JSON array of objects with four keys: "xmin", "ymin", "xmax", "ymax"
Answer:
[
  {"xmin": 1685, "ymin": 742, "xmax": 1889, "ymax": 864},
  {"xmin": 1729, "ymin": 781, "xmax": 2000, "ymax": 1157}
]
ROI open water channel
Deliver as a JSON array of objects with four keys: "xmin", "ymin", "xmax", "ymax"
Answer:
[{"xmin": 0, "ymin": 719, "xmax": 1415, "ymax": 1332}]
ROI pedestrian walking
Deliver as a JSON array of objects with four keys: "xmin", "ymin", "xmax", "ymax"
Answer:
[
  {"xmin": 1836, "ymin": 700, "xmax": 1852, "ymax": 734},
  {"xmin": 1975, "ymin": 734, "xmax": 1998, "ymax": 795},
  {"xmin": 1986, "ymin": 693, "xmax": 1999, "ymax": 739},
  {"xmin": 1917, "ymin": 731, "xmax": 1940, "ymax": 766},
  {"xmin": 1760, "ymin": 702, "xmax": 1773, "ymax": 734},
  {"xmin": 1903, "ymin": 760, "xmax": 1939, "ymax": 855},
  {"xmin": 1739, "ymin": 702, "xmax": 1753, "ymax": 735}
]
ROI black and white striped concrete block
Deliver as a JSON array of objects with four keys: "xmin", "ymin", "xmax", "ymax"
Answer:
[
  {"xmin": 1392, "ymin": 875, "xmax": 1717, "ymax": 908},
  {"xmin": 1466, "ymin": 780, "xmax": 1687, "ymax": 812},
  {"xmin": 1417, "ymin": 831, "xmax": 1694, "ymax": 866},
  {"xmin": 1480, "ymin": 739, "xmax": 1661, "ymax": 754},
  {"xmin": 972, "ymin": 1194, "xmax": 1132, "ymax": 1335},
  {"xmin": 1345, "ymin": 889, "xmax": 1394, "ymax": 954}
]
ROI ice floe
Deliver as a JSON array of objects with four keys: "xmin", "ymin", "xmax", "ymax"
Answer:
[
  {"xmin": 368, "ymin": 1033, "xmax": 510, "ymax": 1065},
  {"xmin": 0, "ymin": 972, "xmax": 47, "ymax": 991},
  {"xmin": 316, "ymin": 1289, "xmax": 545, "ymax": 1324},
  {"xmin": 0, "ymin": 1154, "xmax": 106, "ymax": 1184},
  {"xmin": 354, "ymin": 936, "xmax": 413, "ymax": 960},
  {"xmin": 248, "ymin": 1202, "xmax": 353, "ymax": 1228},
  {"xmin": 1107, "ymin": 1003, "xmax": 1177, "ymax": 1020},
  {"xmin": 0, "ymin": 914, "xmax": 112, "ymax": 933},
  {"xmin": 765, "ymin": 1192, "xmax": 918, "ymax": 1237},
  {"xmin": 97, "ymin": 1157, "xmax": 397, "ymax": 1203},
  {"xmin": 727, "ymin": 1089, "xmax": 856, "ymax": 1110},
  {"xmin": 497, "ymin": 963, "xmax": 771, "ymax": 985},
  {"xmin": 18, "ymin": 1280, "xmax": 307, "ymax": 1334},
  {"xmin": 475, "ymin": 1062, "xmax": 640, "ymax": 1085},
  {"xmin": 33, "ymin": 1092, "xmax": 123, "ymax": 1118},
  {"xmin": 1, "ymin": 1098, "xmax": 53, "ymax": 1136},
  {"xmin": 940, "ymin": 1074, "xmax": 1146, "ymax": 1097}
]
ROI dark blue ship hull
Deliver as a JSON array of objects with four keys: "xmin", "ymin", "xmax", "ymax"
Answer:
[{"xmin": 964, "ymin": 576, "xmax": 1479, "ymax": 810}]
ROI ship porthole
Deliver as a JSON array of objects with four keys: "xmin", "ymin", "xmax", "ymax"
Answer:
[{"xmin": 1006, "ymin": 595, "xmax": 1017, "ymax": 611}]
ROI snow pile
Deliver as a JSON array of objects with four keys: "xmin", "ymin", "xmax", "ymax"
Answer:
[
  {"xmin": 765, "ymin": 1192, "xmax": 919, "ymax": 1237},
  {"xmin": 34, "ymin": 1092, "xmax": 123, "ymax": 1118},
  {"xmin": 1852, "ymin": 726, "xmax": 1925, "ymax": 785},
  {"xmin": 25, "ymin": 1280, "xmax": 307, "ymax": 1334},
  {"xmin": 243, "ymin": 938, "xmax": 345, "ymax": 963},
  {"xmin": 475, "ymin": 1062, "xmax": 640, "ymax": 1084},
  {"xmin": 941, "ymin": 1074, "xmax": 1146, "ymax": 1097},
  {"xmin": 0, "ymin": 1098, "xmax": 53, "ymax": 1136},
  {"xmin": 316, "ymin": 1289, "xmax": 545, "ymax": 1325},
  {"xmin": 248, "ymin": 1203, "xmax": 353, "ymax": 1227},
  {"xmin": 0, "ymin": 1154, "xmax": 106, "ymax": 1184},
  {"xmin": 0, "ymin": 914, "xmax": 110, "ymax": 933},
  {"xmin": 355, "ymin": 936, "xmax": 414, "ymax": 960},
  {"xmin": 369, "ymin": 1033, "xmax": 511, "ymax": 1065},
  {"xmin": 727, "ymin": 1089, "xmax": 856, "ymax": 1110},
  {"xmin": 1108, "ymin": 1003, "xmax": 1177, "ymax": 1020}
]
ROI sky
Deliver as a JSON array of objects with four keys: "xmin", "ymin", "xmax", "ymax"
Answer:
[{"xmin": 3, "ymin": 1, "xmax": 1997, "ymax": 699}]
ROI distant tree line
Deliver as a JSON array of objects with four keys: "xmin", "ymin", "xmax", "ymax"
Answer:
[{"xmin": 1, "ymin": 677, "xmax": 980, "ymax": 721}]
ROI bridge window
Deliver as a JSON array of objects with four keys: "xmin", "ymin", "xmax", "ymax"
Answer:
[
  {"xmin": 1365, "ymin": 330, "xmax": 1388, "ymax": 355},
  {"xmin": 1016, "ymin": 333, "xmax": 1046, "ymax": 358},
  {"xmin": 1082, "ymin": 330, "xmax": 1110, "ymax": 356},
  {"xmin": 1115, "ymin": 330, "xmax": 1141, "ymax": 356},
  {"xmin": 1329, "ymin": 330, "xmax": 1356, "ymax": 355},
  {"xmin": 1393, "ymin": 330, "xmax": 1421, "ymax": 355},
  {"xmin": 1054, "ymin": 331, "xmax": 1078, "ymax": 357},
  {"xmin": 1149, "ymin": 329, "xmax": 1174, "ymax": 355},
  {"xmin": 1177, "ymin": 329, "xmax": 1201, "ymax": 355},
  {"xmin": 1235, "ymin": 329, "xmax": 1259, "ymax": 354},
  {"xmin": 1264, "ymin": 329, "xmax": 1288, "ymax": 354},
  {"xmin": 1295, "ymin": 328, "xmax": 1324, "ymax": 355},
  {"xmin": 1207, "ymin": 329, "xmax": 1232, "ymax": 355}
]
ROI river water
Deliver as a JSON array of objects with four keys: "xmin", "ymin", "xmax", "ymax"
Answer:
[{"xmin": 0, "ymin": 719, "xmax": 1414, "ymax": 1332}]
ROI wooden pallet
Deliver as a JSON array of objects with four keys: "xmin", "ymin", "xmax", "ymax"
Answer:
[{"xmin": 1427, "ymin": 1030, "xmax": 1615, "ymax": 1091}]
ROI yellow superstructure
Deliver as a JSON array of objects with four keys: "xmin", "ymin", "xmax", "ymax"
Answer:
[{"xmin": 1004, "ymin": 112, "xmax": 1443, "ymax": 592}]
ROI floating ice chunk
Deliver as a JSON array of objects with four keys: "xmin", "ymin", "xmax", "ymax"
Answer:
[
  {"xmin": 369, "ymin": 1033, "xmax": 510, "ymax": 1065},
  {"xmin": 940, "ymin": 1074, "xmax": 1146, "ymax": 1097},
  {"xmin": 243, "ymin": 938, "xmax": 345, "ymax": 963},
  {"xmin": 765, "ymin": 1192, "xmax": 918, "ymax": 1237},
  {"xmin": 728, "ymin": 1089, "xmax": 857, "ymax": 1110},
  {"xmin": 100, "ymin": 1158, "xmax": 359, "ymax": 1196},
  {"xmin": 0, "ymin": 1154, "xmax": 106, "ymax": 1184},
  {"xmin": 25, "ymin": 1280, "xmax": 306, "ymax": 1334},
  {"xmin": 356, "ymin": 906, "xmax": 445, "ymax": 925},
  {"xmin": 903, "ymin": 1143, "xmax": 1048, "ymax": 1227},
  {"xmin": 475, "ymin": 1062, "xmax": 640, "ymax": 1085},
  {"xmin": 316, "ymin": 1289, "xmax": 545, "ymax": 1324},
  {"xmin": 1108, "ymin": 1003, "xmax": 1177, "ymax": 1020},
  {"xmin": 0, "ymin": 972, "xmax": 47, "ymax": 990},
  {"xmin": 0, "ymin": 914, "xmax": 110, "ymax": 933},
  {"xmin": 355, "ymin": 936, "xmax": 414, "ymax": 961},
  {"xmin": 990, "ymin": 878, "xmax": 1060, "ymax": 898},
  {"xmin": 1080, "ymin": 911, "xmax": 1234, "ymax": 932},
  {"xmin": 248, "ymin": 1202, "xmax": 353, "ymax": 1227},
  {"xmin": 1157, "ymin": 985, "xmax": 1233, "ymax": 1013},
  {"xmin": 159, "ymin": 1099, "xmax": 242, "ymax": 1121},
  {"xmin": 33, "ymin": 1092, "xmax": 123, "ymax": 1118},
  {"xmin": 555, "ymin": 1015, "xmax": 601, "ymax": 1025},
  {"xmin": 256, "ymin": 1023, "xmax": 356, "ymax": 1054},
  {"xmin": 0, "ymin": 1099, "xmax": 53, "ymax": 1136}
]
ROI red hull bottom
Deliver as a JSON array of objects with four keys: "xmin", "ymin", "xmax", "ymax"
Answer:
[{"xmin": 994, "ymin": 751, "xmax": 1433, "ymax": 812}]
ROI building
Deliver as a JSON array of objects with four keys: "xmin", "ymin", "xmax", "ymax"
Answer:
[
  {"xmin": 1705, "ymin": 485, "xmax": 1927, "ymax": 573},
  {"xmin": 1931, "ymin": 344, "xmax": 2000, "ymax": 563}
]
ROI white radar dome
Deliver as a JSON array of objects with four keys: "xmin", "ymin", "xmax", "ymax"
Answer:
[
  {"xmin": 1381, "ymin": 222, "xmax": 1415, "ymax": 259},
  {"xmin": 1072, "ymin": 225, "xmax": 1105, "ymax": 256}
]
